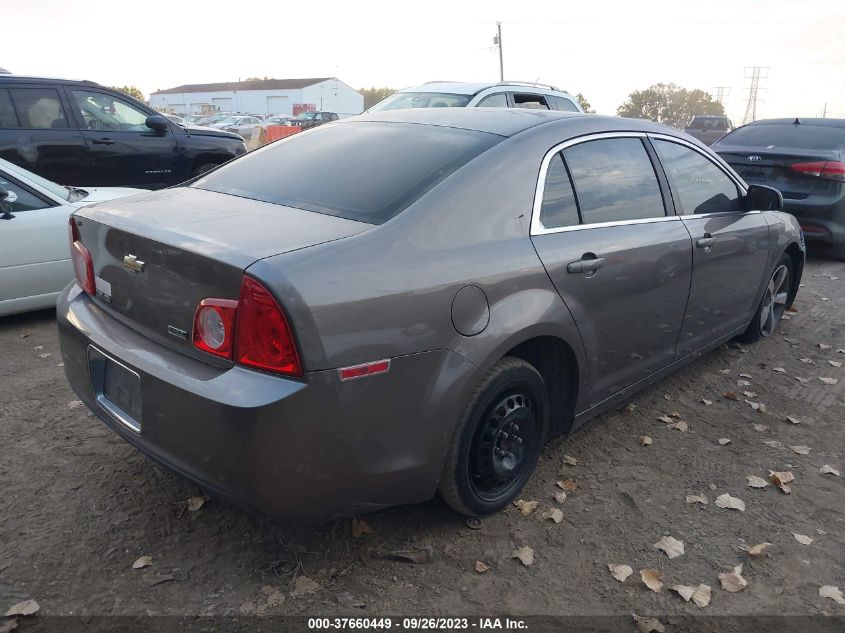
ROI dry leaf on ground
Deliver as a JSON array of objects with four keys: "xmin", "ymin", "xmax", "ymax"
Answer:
[
  {"xmin": 686, "ymin": 493, "xmax": 708, "ymax": 505},
  {"xmin": 739, "ymin": 372, "xmax": 753, "ymax": 379},
  {"xmin": 557, "ymin": 479, "xmax": 577, "ymax": 491},
  {"xmin": 514, "ymin": 499, "xmax": 539, "ymax": 516},
  {"xmin": 608, "ymin": 564, "xmax": 633, "ymax": 582},
  {"xmin": 653, "ymin": 535, "xmax": 685, "ymax": 559},
  {"xmin": 772, "ymin": 367, "xmax": 786, "ymax": 373},
  {"xmin": 657, "ymin": 414, "xmax": 673, "ymax": 423},
  {"xmin": 746, "ymin": 475, "xmax": 769, "ymax": 488},
  {"xmin": 3, "ymin": 600, "xmax": 39, "ymax": 617},
  {"xmin": 737, "ymin": 379, "xmax": 751, "ymax": 386},
  {"xmin": 290, "ymin": 574, "xmax": 320, "ymax": 597},
  {"xmin": 632, "ymin": 614, "xmax": 665, "ymax": 633},
  {"xmin": 819, "ymin": 343, "xmax": 832, "ymax": 350},
  {"xmin": 753, "ymin": 423, "xmax": 769, "ymax": 432},
  {"xmin": 828, "ymin": 360, "xmax": 843, "ymax": 367},
  {"xmin": 691, "ymin": 584, "xmax": 712, "ymax": 608},
  {"xmin": 702, "ymin": 398, "xmax": 712, "ymax": 405},
  {"xmin": 747, "ymin": 400, "xmax": 767, "ymax": 413},
  {"xmin": 743, "ymin": 391, "xmax": 757, "ymax": 398},
  {"xmin": 717, "ymin": 438, "xmax": 732, "ymax": 445},
  {"xmin": 763, "ymin": 440, "xmax": 783, "ymax": 449},
  {"xmin": 639, "ymin": 435, "xmax": 652, "ymax": 446},
  {"xmin": 67, "ymin": 400, "xmax": 83, "ymax": 409},
  {"xmin": 819, "ymin": 586, "xmax": 845, "ymax": 605},
  {"xmin": 785, "ymin": 416, "xmax": 801, "ymax": 425},
  {"xmin": 715, "ymin": 493, "xmax": 745, "ymax": 511},
  {"xmin": 553, "ymin": 491, "xmax": 567, "ymax": 504},
  {"xmin": 132, "ymin": 555, "xmax": 152, "ymax": 569},
  {"xmin": 667, "ymin": 420, "xmax": 688, "ymax": 431},
  {"xmin": 793, "ymin": 533, "xmax": 813, "ymax": 545},
  {"xmin": 512, "ymin": 546, "xmax": 534, "ymax": 566},
  {"xmin": 562, "ymin": 454, "xmax": 578, "ymax": 466},
  {"xmin": 748, "ymin": 542, "xmax": 771, "ymax": 556},
  {"xmin": 722, "ymin": 391, "xmax": 739, "ymax": 401},
  {"xmin": 672, "ymin": 584, "xmax": 696, "ymax": 601},
  {"xmin": 640, "ymin": 569, "xmax": 663, "ymax": 593},
  {"xmin": 820, "ymin": 465, "xmax": 840, "ymax": 476},
  {"xmin": 770, "ymin": 470, "xmax": 795, "ymax": 494},
  {"xmin": 186, "ymin": 495, "xmax": 209, "ymax": 512},
  {"xmin": 351, "ymin": 518, "xmax": 373, "ymax": 538},
  {"xmin": 719, "ymin": 564, "xmax": 748, "ymax": 592},
  {"xmin": 819, "ymin": 377, "xmax": 839, "ymax": 385},
  {"xmin": 795, "ymin": 376, "xmax": 810, "ymax": 383},
  {"xmin": 542, "ymin": 507, "xmax": 563, "ymax": 523},
  {"xmin": 474, "ymin": 561, "xmax": 489, "ymax": 573},
  {"xmin": 790, "ymin": 445, "xmax": 811, "ymax": 455}
]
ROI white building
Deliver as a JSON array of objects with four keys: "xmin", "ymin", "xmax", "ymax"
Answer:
[{"xmin": 149, "ymin": 77, "xmax": 363, "ymax": 117}]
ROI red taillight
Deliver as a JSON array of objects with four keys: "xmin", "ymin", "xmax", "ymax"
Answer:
[
  {"xmin": 235, "ymin": 277, "xmax": 302, "ymax": 377},
  {"xmin": 68, "ymin": 217, "xmax": 95, "ymax": 295},
  {"xmin": 192, "ymin": 298, "xmax": 238, "ymax": 359},
  {"xmin": 790, "ymin": 160, "xmax": 845, "ymax": 182}
]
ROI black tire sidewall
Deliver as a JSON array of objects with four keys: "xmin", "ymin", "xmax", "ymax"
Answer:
[{"xmin": 748, "ymin": 254, "xmax": 794, "ymax": 340}]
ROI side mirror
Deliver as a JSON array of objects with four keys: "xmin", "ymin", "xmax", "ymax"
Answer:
[
  {"xmin": 145, "ymin": 115, "xmax": 169, "ymax": 133},
  {"xmin": 744, "ymin": 184, "xmax": 783, "ymax": 212},
  {"xmin": 0, "ymin": 187, "xmax": 16, "ymax": 220}
]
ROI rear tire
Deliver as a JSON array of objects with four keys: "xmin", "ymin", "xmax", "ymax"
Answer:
[
  {"xmin": 739, "ymin": 254, "xmax": 793, "ymax": 343},
  {"xmin": 439, "ymin": 357, "xmax": 549, "ymax": 517}
]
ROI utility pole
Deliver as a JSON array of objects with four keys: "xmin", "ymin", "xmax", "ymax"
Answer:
[
  {"xmin": 494, "ymin": 22, "xmax": 504, "ymax": 81},
  {"xmin": 742, "ymin": 67, "xmax": 768, "ymax": 125},
  {"xmin": 822, "ymin": 102, "xmax": 827, "ymax": 118}
]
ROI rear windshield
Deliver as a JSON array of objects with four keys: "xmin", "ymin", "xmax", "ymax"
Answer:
[
  {"xmin": 367, "ymin": 92, "xmax": 472, "ymax": 111},
  {"xmin": 689, "ymin": 117, "xmax": 728, "ymax": 131},
  {"xmin": 192, "ymin": 121, "xmax": 502, "ymax": 224},
  {"xmin": 718, "ymin": 124, "xmax": 845, "ymax": 150}
]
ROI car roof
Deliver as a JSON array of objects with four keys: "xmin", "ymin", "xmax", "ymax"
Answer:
[
  {"xmin": 742, "ymin": 117, "xmax": 845, "ymax": 128},
  {"xmin": 396, "ymin": 81, "xmax": 572, "ymax": 97},
  {"xmin": 0, "ymin": 74, "xmax": 99, "ymax": 86}
]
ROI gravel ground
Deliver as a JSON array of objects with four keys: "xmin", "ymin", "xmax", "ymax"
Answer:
[{"xmin": 1, "ymin": 254, "xmax": 843, "ymax": 627}]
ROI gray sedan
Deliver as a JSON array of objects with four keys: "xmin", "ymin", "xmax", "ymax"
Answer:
[{"xmin": 58, "ymin": 109, "xmax": 804, "ymax": 521}]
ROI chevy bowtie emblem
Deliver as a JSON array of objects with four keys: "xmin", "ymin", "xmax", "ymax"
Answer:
[{"xmin": 123, "ymin": 254, "xmax": 145, "ymax": 273}]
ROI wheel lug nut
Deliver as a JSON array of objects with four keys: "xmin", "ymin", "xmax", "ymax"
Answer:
[
  {"xmin": 495, "ymin": 448, "xmax": 505, "ymax": 457},
  {"xmin": 514, "ymin": 436, "xmax": 522, "ymax": 444},
  {"xmin": 501, "ymin": 432, "xmax": 509, "ymax": 440},
  {"xmin": 511, "ymin": 424, "xmax": 520, "ymax": 432},
  {"xmin": 506, "ymin": 451, "xmax": 514, "ymax": 459}
]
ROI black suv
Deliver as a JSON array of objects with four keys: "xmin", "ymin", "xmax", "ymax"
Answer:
[
  {"xmin": 289, "ymin": 111, "xmax": 339, "ymax": 130},
  {"xmin": 0, "ymin": 75, "xmax": 247, "ymax": 189}
]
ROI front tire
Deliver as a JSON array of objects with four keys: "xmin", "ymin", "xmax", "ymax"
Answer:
[
  {"xmin": 739, "ymin": 255, "xmax": 793, "ymax": 343},
  {"xmin": 439, "ymin": 357, "xmax": 549, "ymax": 517}
]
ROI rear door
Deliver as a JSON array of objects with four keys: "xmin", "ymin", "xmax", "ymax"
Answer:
[
  {"xmin": 66, "ymin": 87, "xmax": 180, "ymax": 188},
  {"xmin": 530, "ymin": 134, "xmax": 692, "ymax": 404},
  {"xmin": 650, "ymin": 136, "xmax": 769, "ymax": 357}
]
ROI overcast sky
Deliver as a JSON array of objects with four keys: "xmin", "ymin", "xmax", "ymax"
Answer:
[{"xmin": 5, "ymin": 0, "xmax": 844, "ymax": 122}]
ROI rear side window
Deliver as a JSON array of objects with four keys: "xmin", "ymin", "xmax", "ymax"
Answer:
[
  {"xmin": 8, "ymin": 88, "xmax": 69, "ymax": 129},
  {"xmin": 512, "ymin": 94, "xmax": 549, "ymax": 110},
  {"xmin": 719, "ymin": 123, "xmax": 845, "ymax": 151},
  {"xmin": 0, "ymin": 173, "xmax": 51, "ymax": 212},
  {"xmin": 539, "ymin": 154, "xmax": 579, "ymax": 228},
  {"xmin": 653, "ymin": 140, "xmax": 741, "ymax": 214},
  {"xmin": 563, "ymin": 138, "xmax": 665, "ymax": 224},
  {"xmin": 193, "ymin": 122, "xmax": 502, "ymax": 224},
  {"xmin": 549, "ymin": 96, "xmax": 579, "ymax": 112}
]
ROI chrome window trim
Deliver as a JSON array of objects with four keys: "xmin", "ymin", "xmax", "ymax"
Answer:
[{"xmin": 530, "ymin": 132, "xmax": 671, "ymax": 236}]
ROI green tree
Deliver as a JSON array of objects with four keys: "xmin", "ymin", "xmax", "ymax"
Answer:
[
  {"xmin": 617, "ymin": 83, "xmax": 724, "ymax": 128},
  {"xmin": 576, "ymin": 93, "xmax": 595, "ymax": 114},
  {"xmin": 111, "ymin": 85, "xmax": 145, "ymax": 102},
  {"xmin": 244, "ymin": 76, "xmax": 272, "ymax": 82},
  {"xmin": 360, "ymin": 87, "xmax": 396, "ymax": 109}
]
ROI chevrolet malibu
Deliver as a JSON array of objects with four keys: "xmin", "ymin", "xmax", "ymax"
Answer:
[{"xmin": 58, "ymin": 109, "xmax": 805, "ymax": 521}]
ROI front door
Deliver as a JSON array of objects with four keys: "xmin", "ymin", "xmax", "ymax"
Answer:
[
  {"xmin": 67, "ymin": 88, "xmax": 179, "ymax": 188},
  {"xmin": 650, "ymin": 137, "xmax": 770, "ymax": 358},
  {"xmin": 530, "ymin": 136, "xmax": 693, "ymax": 404}
]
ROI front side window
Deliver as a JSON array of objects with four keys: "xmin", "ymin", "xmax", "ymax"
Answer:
[
  {"xmin": 72, "ymin": 90, "xmax": 149, "ymax": 131},
  {"xmin": 539, "ymin": 154, "xmax": 579, "ymax": 229},
  {"xmin": 512, "ymin": 94, "xmax": 549, "ymax": 110},
  {"xmin": 9, "ymin": 88, "xmax": 69, "ymax": 129},
  {"xmin": 563, "ymin": 138, "xmax": 665, "ymax": 224},
  {"xmin": 0, "ymin": 173, "xmax": 50, "ymax": 212},
  {"xmin": 367, "ymin": 92, "xmax": 472, "ymax": 111},
  {"xmin": 653, "ymin": 139, "xmax": 741, "ymax": 215},
  {"xmin": 477, "ymin": 93, "xmax": 508, "ymax": 108}
]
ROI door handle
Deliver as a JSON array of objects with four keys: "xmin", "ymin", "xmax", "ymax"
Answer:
[
  {"xmin": 696, "ymin": 233, "xmax": 715, "ymax": 249},
  {"xmin": 567, "ymin": 254, "xmax": 605, "ymax": 274},
  {"xmin": 92, "ymin": 138, "xmax": 115, "ymax": 145}
]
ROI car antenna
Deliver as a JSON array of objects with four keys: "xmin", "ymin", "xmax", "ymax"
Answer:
[{"xmin": 793, "ymin": 117, "xmax": 800, "ymax": 125}]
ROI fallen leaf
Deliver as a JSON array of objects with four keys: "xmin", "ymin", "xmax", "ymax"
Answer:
[
  {"xmin": 691, "ymin": 584, "xmax": 712, "ymax": 608},
  {"xmin": 132, "ymin": 555, "xmax": 153, "ymax": 569},
  {"xmin": 686, "ymin": 493, "xmax": 708, "ymax": 505},
  {"xmin": 260, "ymin": 585, "xmax": 286, "ymax": 608},
  {"xmin": 37, "ymin": 353, "xmax": 52, "ymax": 359},
  {"xmin": 819, "ymin": 585, "xmax": 845, "ymax": 605},
  {"xmin": 632, "ymin": 614, "xmax": 665, "ymax": 633},
  {"xmin": 715, "ymin": 493, "xmax": 745, "ymax": 511},
  {"xmin": 719, "ymin": 564, "xmax": 748, "ymax": 592},
  {"xmin": 186, "ymin": 495, "xmax": 208, "ymax": 512},
  {"xmin": 739, "ymin": 373, "xmax": 753, "ymax": 379},
  {"xmin": 763, "ymin": 440, "xmax": 783, "ymax": 449},
  {"xmin": 722, "ymin": 391, "xmax": 739, "ymax": 401},
  {"xmin": 514, "ymin": 499, "xmax": 539, "ymax": 516},
  {"xmin": 653, "ymin": 535, "xmax": 684, "ymax": 559},
  {"xmin": 0, "ymin": 618, "xmax": 18, "ymax": 633},
  {"xmin": 820, "ymin": 465, "xmax": 840, "ymax": 477},
  {"xmin": 67, "ymin": 400, "xmax": 83, "ymax": 410},
  {"xmin": 542, "ymin": 507, "xmax": 563, "ymax": 523},
  {"xmin": 667, "ymin": 420, "xmax": 688, "ymax": 432},
  {"xmin": 785, "ymin": 416, "xmax": 801, "ymax": 425},
  {"xmin": 608, "ymin": 563, "xmax": 633, "ymax": 582},
  {"xmin": 562, "ymin": 454, "xmax": 578, "ymax": 466},
  {"xmin": 672, "ymin": 584, "xmax": 696, "ymax": 601},
  {"xmin": 737, "ymin": 379, "xmax": 752, "ymax": 387},
  {"xmin": 746, "ymin": 475, "xmax": 769, "ymax": 488},
  {"xmin": 838, "ymin": 349, "xmax": 845, "ymax": 354},
  {"xmin": 20, "ymin": 332, "xmax": 31, "ymax": 338},
  {"xmin": 639, "ymin": 435, "xmax": 652, "ymax": 446},
  {"xmin": 790, "ymin": 445, "xmax": 811, "ymax": 455},
  {"xmin": 753, "ymin": 423, "xmax": 769, "ymax": 432},
  {"xmin": 799, "ymin": 357, "xmax": 814, "ymax": 364},
  {"xmin": 657, "ymin": 414, "xmax": 673, "ymax": 423},
  {"xmin": 669, "ymin": 411, "xmax": 682, "ymax": 418},
  {"xmin": 701, "ymin": 398, "xmax": 713, "ymax": 406},
  {"xmin": 793, "ymin": 533, "xmax": 813, "ymax": 545},
  {"xmin": 557, "ymin": 479, "xmax": 577, "ymax": 491},
  {"xmin": 746, "ymin": 400, "xmax": 767, "ymax": 413},
  {"xmin": 769, "ymin": 470, "xmax": 795, "ymax": 494},
  {"xmin": 512, "ymin": 546, "xmax": 534, "ymax": 566},
  {"xmin": 384, "ymin": 547, "xmax": 433, "ymax": 564},
  {"xmin": 640, "ymin": 568, "xmax": 663, "ymax": 593},
  {"xmin": 743, "ymin": 390, "xmax": 757, "ymax": 398},
  {"xmin": 819, "ymin": 343, "xmax": 832, "ymax": 350},
  {"xmin": 553, "ymin": 491, "xmax": 567, "ymax": 504},
  {"xmin": 718, "ymin": 369, "xmax": 731, "ymax": 375},
  {"xmin": 828, "ymin": 360, "xmax": 843, "ymax": 368},
  {"xmin": 474, "ymin": 561, "xmax": 489, "ymax": 573},
  {"xmin": 795, "ymin": 376, "xmax": 810, "ymax": 383},
  {"xmin": 290, "ymin": 574, "xmax": 320, "ymax": 597},
  {"xmin": 33, "ymin": 345, "xmax": 43, "ymax": 351},
  {"xmin": 748, "ymin": 542, "xmax": 771, "ymax": 556},
  {"xmin": 772, "ymin": 367, "xmax": 786, "ymax": 373},
  {"xmin": 3, "ymin": 600, "xmax": 39, "ymax": 617},
  {"xmin": 335, "ymin": 591, "xmax": 364, "ymax": 608},
  {"xmin": 624, "ymin": 403, "xmax": 637, "ymax": 413},
  {"xmin": 717, "ymin": 438, "xmax": 732, "ymax": 445},
  {"xmin": 819, "ymin": 377, "xmax": 839, "ymax": 385},
  {"xmin": 351, "ymin": 518, "xmax": 373, "ymax": 538}
]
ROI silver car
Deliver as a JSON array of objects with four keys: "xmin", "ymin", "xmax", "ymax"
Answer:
[{"xmin": 58, "ymin": 109, "xmax": 804, "ymax": 521}]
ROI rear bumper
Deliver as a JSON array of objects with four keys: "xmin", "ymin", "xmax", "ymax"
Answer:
[
  {"xmin": 57, "ymin": 283, "xmax": 479, "ymax": 522},
  {"xmin": 784, "ymin": 199, "xmax": 845, "ymax": 248}
]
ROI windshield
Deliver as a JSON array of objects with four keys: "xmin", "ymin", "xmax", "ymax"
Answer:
[
  {"xmin": 217, "ymin": 116, "xmax": 242, "ymax": 125},
  {"xmin": 368, "ymin": 92, "xmax": 473, "ymax": 112},
  {"xmin": 192, "ymin": 121, "xmax": 502, "ymax": 224},
  {"xmin": 718, "ymin": 123, "xmax": 845, "ymax": 150},
  {"xmin": 293, "ymin": 112, "xmax": 316, "ymax": 120},
  {"xmin": 0, "ymin": 157, "xmax": 70, "ymax": 201}
]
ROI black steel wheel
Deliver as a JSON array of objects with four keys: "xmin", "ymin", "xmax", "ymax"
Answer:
[{"xmin": 439, "ymin": 357, "xmax": 549, "ymax": 516}]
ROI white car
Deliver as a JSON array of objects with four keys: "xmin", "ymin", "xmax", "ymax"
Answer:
[{"xmin": 0, "ymin": 158, "xmax": 145, "ymax": 316}]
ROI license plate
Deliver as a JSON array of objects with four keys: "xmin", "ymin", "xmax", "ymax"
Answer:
[{"xmin": 89, "ymin": 347, "xmax": 142, "ymax": 433}]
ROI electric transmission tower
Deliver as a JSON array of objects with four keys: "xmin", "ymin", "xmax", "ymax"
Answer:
[
  {"xmin": 712, "ymin": 86, "xmax": 730, "ymax": 104},
  {"xmin": 742, "ymin": 67, "xmax": 769, "ymax": 124}
]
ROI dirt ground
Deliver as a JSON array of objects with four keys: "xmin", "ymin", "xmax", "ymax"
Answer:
[{"xmin": 1, "ymin": 254, "xmax": 843, "ymax": 627}]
